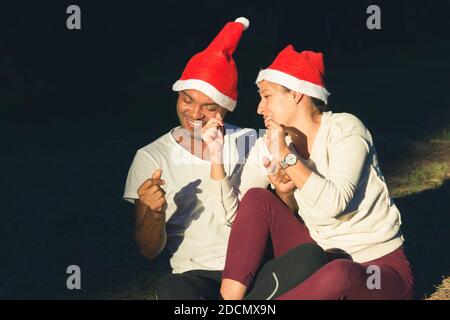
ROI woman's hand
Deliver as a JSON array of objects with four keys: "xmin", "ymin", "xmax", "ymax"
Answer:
[
  {"xmin": 263, "ymin": 157, "xmax": 296, "ymax": 194},
  {"xmin": 264, "ymin": 118, "xmax": 291, "ymax": 162},
  {"xmin": 201, "ymin": 113, "xmax": 224, "ymax": 163}
]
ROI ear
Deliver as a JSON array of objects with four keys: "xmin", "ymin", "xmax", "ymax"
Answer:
[
  {"xmin": 291, "ymin": 91, "xmax": 304, "ymax": 105},
  {"xmin": 219, "ymin": 108, "xmax": 228, "ymax": 118}
]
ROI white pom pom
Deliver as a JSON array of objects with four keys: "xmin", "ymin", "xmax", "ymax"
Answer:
[{"xmin": 235, "ymin": 17, "xmax": 249, "ymax": 30}]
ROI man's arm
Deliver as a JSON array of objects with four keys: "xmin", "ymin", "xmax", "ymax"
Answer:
[
  {"xmin": 134, "ymin": 169, "xmax": 168, "ymax": 260},
  {"xmin": 134, "ymin": 199, "xmax": 167, "ymax": 260}
]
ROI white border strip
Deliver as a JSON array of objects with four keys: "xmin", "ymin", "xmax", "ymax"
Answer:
[
  {"xmin": 256, "ymin": 69, "xmax": 330, "ymax": 104},
  {"xmin": 172, "ymin": 79, "xmax": 236, "ymax": 111}
]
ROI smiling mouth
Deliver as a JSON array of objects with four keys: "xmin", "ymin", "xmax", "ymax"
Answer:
[{"xmin": 186, "ymin": 119, "xmax": 203, "ymax": 128}]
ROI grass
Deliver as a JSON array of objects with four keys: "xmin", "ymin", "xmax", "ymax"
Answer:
[
  {"xmin": 381, "ymin": 136, "xmax": 450, "ymax": 300},
  {"xmin": 384, "ymin": 141, "xmax": 450, "ymax": 198},
  {"xmin": 88, "ymin": 273, "xmax": 158, "ymax": 300},
  {"xmin": 427, "ymin": 278, "xmax": 450, "ymax": 300},
  {"xmin": 389, "ymin": 162, "xmax": 448, "ymax": 197}
]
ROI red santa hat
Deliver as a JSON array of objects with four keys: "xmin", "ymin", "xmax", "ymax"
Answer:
[
  {"xmin": 172, "ymin": 17, "xmax": 249, "ymax": 112},
  {"xmin": 256, "ymin": 45, "xmax": 330, "ymax": 104}
]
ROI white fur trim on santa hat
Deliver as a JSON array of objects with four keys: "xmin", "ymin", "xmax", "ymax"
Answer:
[
  {"xmin": 172, "ymin": 79, "xmax": 237, "ymax": 111},
  {"xmin": 234, "ymin": 17, "xmax": 250, "ymax": 30},
  {"xmin": 256, "ymin": 69, "xmax": 330, "ymax": 104}
]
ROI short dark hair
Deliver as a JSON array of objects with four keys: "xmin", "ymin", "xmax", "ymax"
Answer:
[
  {"xmin": 280, "ymin": 85, "xmax": 328, "ymax": 113},
  {"xmin": 310, "ymin": 97, "xmax": 328, "ymax": 113}
]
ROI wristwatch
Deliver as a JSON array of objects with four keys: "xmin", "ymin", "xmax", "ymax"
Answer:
[{"xmin": 280, "ymin": 153, "xmax": 298, "ymax": 169}]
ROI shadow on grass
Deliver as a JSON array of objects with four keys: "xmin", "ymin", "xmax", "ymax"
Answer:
[{"xmin": 395, "ymin": 179, "xmax": 450, "ymax": 299}]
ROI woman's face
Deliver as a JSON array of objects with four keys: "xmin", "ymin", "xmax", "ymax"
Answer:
[{"xmin": 257, "ymin": 80, "xmax": 297, "ymax": 127}]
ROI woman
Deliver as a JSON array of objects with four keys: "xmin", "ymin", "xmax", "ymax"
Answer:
[{"xmin": 202, "ymin": 44, "xmax": 414, "ymax": 300}]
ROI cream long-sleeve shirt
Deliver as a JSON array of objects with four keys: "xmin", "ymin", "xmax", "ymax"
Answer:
[{"xmin": 207, "ymin": 111, "xmax": 404, "ymax": 263}]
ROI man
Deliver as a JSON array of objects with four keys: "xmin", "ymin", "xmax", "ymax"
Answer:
[{"xmin": 123, "ymin": 17, "xmax": 266, "ymax": 300}]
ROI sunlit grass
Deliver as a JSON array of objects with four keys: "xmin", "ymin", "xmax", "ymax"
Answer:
[
  {"xmin": 388, "ymin": 161, "xmax": 449, "ymax": 198},
  {"xmin": 427, "ymin": 277, "xmax": 450, "ymax": 300}
]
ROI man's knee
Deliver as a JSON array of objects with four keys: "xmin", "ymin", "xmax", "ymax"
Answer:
[
  {"xmin": 287, "ymin": 243, "xmax": 328, "ymax": 269},
  {"xmin": 256, "ymin": 244, "xmax": 327, "ymax": 290}
]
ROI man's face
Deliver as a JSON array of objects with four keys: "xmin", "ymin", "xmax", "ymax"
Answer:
[{"xmin": 176, "ymin": 89, "xmax": 228, "ymax": 137}]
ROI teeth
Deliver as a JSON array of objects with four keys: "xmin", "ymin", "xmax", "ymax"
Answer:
[{"xmin": 187, "ymin": 119, "xmax": 203, "ymax": 128}]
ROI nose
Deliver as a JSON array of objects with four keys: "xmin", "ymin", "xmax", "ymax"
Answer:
[
  {"xmin": 191, "ymin": 104, "xmax": 204, "ymax": 120},
  {"xmin": 257, "ymin": 99, "xmax": 265, "ymax": 116}
]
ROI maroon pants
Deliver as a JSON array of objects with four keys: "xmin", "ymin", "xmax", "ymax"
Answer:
[{"xmin": 222, "ymin": 188, "xmax": 414, "ymax": 300}]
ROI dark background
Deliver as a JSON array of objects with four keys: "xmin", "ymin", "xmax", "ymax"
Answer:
[{"xmin": 1, "ymin": 0, "xmax": 449, "ymax": 299}]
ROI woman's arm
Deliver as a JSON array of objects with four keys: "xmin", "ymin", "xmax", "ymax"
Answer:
[
  {"xmin": 261, "ymin": 157, "xmax": 299, "ymax": 213},
  {"xmin": 201, "ymin": 114, "xmax": 227, "ymax": 181},
  {"xmin": 202, "ymin": 120, "xmax": 270, "ymax": 224},
  {"xmin": 283, "ymin": 135, "xmax": 369, "ymax": 218},
  {"xmin": 207, "ymin": 142, "xmax": 271, "ymax": 224},
  {"xmin": 265, "ymin": 118, "xmax": 370, "ymax": 219},
  {"xmin": 210, "ymin": 153, "xmax": 226, "ymax": 180}
]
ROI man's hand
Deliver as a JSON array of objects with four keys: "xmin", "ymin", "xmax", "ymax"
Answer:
[
  {"xmin": 201, "ymin": 113, "xmax": 224, "ymax": 162},
  {"xmin": 263, "ymin": 157, "xmax": 296, "ymax": 194},
  {"xmin": 137, "ymin": 169, "xmax": 167, "ymax": 214}
]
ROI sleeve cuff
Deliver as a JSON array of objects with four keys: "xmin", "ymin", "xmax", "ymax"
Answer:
[
  {"xmin": 206, "ymin": 176, "xmax": 234, "ymax": 198},
  {"xmin": 123, "ymin": 193, "xmax": 138, "ymax": 204}
]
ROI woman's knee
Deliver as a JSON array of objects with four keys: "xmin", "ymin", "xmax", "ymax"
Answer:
[
  {"xmin": 242, "ymin": 188, "xmax": 273, "ymax": 204},
  {"xmin": 240, "ymin": 188, "xmax": 282, "ymax": 214},
  {"xmin": 236, "ymin": 188, "xmax": 275, "ymax": 219}
]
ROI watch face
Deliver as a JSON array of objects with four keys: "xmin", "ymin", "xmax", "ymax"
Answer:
[{"xmin": 286, "ymin": 153, "xmax": 297, "ymax": 165}]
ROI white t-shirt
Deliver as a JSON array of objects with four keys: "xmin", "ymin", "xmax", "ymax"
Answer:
[{"xmin": 123, "ymin": 124, "xmax": 269, "ymax": 273}]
